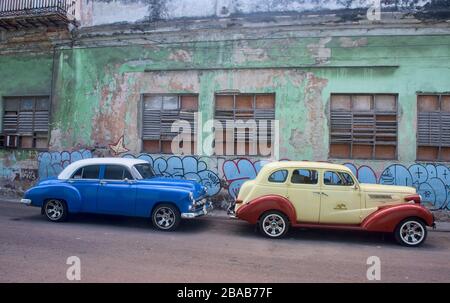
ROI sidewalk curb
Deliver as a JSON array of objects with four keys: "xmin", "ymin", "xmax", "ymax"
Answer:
[
  {"xmin": 0, "ymin": 198, "xmax": 21, "ymax": 204},
  {"xmin": 1, "ymin": 199, "xmax": 450, "ymax": 232}
]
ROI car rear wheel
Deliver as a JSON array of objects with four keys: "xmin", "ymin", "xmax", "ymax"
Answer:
[
  {"xmin": 152, "ymin": 204, "xmax": 180, "ymax": 231},
  {"xmin": 394, "ymin": 218, "xmax": 427, "ymax": 247},
  {"xmin": 43, "ymin": 199, "xmax": 68, "ymax": 222},
  {"xmin": 259, "ymin": 211, "xmax": 289, "ymax": 238}
]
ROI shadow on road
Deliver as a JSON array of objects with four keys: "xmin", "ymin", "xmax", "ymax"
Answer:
[
  {"xmin": 14, "ymin": 209, "xmax": 437, "ymax": 249},
  {"xmin": 18, "ymin": 211, "xmax": 212, "ymax": 234},
  {"xmin": 227, "ymin": 219, "xmax": 417, "ymax": 248}
]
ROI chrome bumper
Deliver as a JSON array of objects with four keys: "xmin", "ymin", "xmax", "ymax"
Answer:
[
  {"xmin": 181, "ymin": 202, "xmax": 213, "ymax": 219},
  {"xmin": 20, "ymin": 198, "xmax": 32, "ymax": 206}
]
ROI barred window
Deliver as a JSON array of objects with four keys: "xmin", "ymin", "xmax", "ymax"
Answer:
[
  {"xmin": 0, "ymin": 96, "xmax": 50, "ymax": 149},
  {"xmin": 141, "ymin": 94, "xmax": 198, "ymax": 154},
  {"xmin": 329, "ymin": 94, "xmax": 398, "ymax": 160},
  {"xmin": 214, "ymin": 93, "xmax": 275, "ymax": 156},
  {"xmin": 417, "ymin": 94, "xmax": 450, "ymax": 161}
]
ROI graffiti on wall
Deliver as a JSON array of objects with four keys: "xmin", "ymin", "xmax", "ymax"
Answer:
[
  {"xmin": 37, "ymin": 150, "xmax": 93, "ymax": 179},
  {"xmin": 222, "ymin": 159, "xmax": 270, "ymax": 199},
  {"xmin": 34, "ymin": 149, "xmax": 450, "ymax": 210},
  {"xmin": 122, "ymin": 154, "xmax": 221, "ymax": 196},
  {"xmin": 379, "ymin": 164, "xmax": 450, "ymax": 210},
  {"xmin": 345, "ymin": 163, "xmax": 450, "ymax": 210}
]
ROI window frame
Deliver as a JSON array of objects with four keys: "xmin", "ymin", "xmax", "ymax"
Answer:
[
  {"xmin": 290, "ymin": 168, "xmax": 319, "ymax": 185},
  {"xmin": 102, "ymin": 164, "xmax": 134, "ymax": 181},
  {"xmin": 267, "ymin": 169, "xmax": 289, "ymax": 183},
  {"xmin": 322, "ymin": 170, "xmax": 355, "ymax": 187},
  {"xmin": 0, "ymin": 95, "xmax": 51, "ymax": 151},
  {"xmin": 70, "ymin": 165, "xmax": 102, "ymax": 180},
  {"xmin": 416, "ymin": 93, "xmax": 450, "ymax": 162},
  {"xmin": 140, "ymin": 93, "xmax": 198, "ymax": 154},
  {"xmin": 213, "ymin": 92, "xmax": 276, "ymax": 156},
  {"xmin": 329, "ymin": 93, "xmax": 399, "ymax": 160}
]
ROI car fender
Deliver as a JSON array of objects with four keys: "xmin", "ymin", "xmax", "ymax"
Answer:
[
  {"xmin": 236, "ymin": 195, "xmax": 296, "ymax": 225},
  {"xmin": 25, "ymin": 183, "xmax": 82, "ymax": 213},
  {"xmin": 135, "ymin": 186, "xmax": 192, "ymax": 217},
  {"xmin": 361, "ymin": 204, "xmax": 434, "ymax": 232}
]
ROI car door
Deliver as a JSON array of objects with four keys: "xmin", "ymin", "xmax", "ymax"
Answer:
[
  {"xmin": 96, "ymin": 165, "xmax": 136, "ymax": 216},
  {"xmin": 319, "ymin": 170, "xmax": 362, "ymax": 224},
  {"xmin": 68, "ymin": 165, "xmax": 101, "ymax": 213},
  {"xmin": 287, "ymin": 168, "xmax": 320, "ymax": 223}
]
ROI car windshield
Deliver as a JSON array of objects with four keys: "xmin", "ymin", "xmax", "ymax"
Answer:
[{"xmin": 134, "ymin": 163, "xmax": 156, "ymax": 179}]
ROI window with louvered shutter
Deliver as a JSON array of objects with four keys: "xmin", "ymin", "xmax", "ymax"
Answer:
[
  {"xmin": 214, "ymin": 93, "xmax": 275, "ymax": 156},
  {"xmin": 142, "ymin": 94, "xmax": 198, "ymax": 154},
  {"xmin": 1, "ymin": 96, "xmax": 50, "ymax": 149},
  {"xmin": 329, "ymin": 94, "xmax": 398, "ymax": 160},
  {"xmin": 417, "ymin": 94, "xmax": 450, "ymax": 161}
]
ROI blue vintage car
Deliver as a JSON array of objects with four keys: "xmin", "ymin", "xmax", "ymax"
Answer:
[{"xmin": 20, "ymin": 158, "xmax": 212, "ymax": 231}]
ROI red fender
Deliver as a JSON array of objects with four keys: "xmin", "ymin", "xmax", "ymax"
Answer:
[
  {"xmin": 362, "ymin": 204, "xmax": 435, "ymax": 232},
  {"xmin": 236, "ymin": 195, "xmax": 296, "ymax": 225}
]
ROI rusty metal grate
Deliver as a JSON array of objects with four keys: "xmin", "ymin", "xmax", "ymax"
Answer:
[
  {"xmin": 330, "ymin": 94, "xmax": 398, "ymax": 160},
  {"xmin": 417, "ymin": 94, "xmax": 450, "ymax": 161}
]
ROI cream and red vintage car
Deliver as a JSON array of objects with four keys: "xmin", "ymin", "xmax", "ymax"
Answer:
[{"xmin": 232, "ymin": 161, "xmax": 435, "ymax": 246}]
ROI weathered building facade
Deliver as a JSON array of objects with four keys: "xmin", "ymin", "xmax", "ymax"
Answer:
[{"xmin": 1, "ymin": 0, "xmax": 449, "ymax": 211}]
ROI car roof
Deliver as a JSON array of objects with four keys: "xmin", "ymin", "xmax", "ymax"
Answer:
[
  {"xmin": 262, "ymin": 161, "xmax": 353, "ymax": 172},
  {"xmin": 57, "ymin": 157, "xmax": 148, "ymax": 179}
]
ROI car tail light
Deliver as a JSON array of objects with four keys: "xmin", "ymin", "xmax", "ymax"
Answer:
[
  {"xmin": 405, "ymin": 194, "xmax": 421, "ymax": 204},
  {"xmin": 235, "ymin": 199, "xmax": 243, "ymax": 204}
]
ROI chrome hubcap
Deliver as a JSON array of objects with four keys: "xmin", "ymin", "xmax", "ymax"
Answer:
[
  {"xmin": 262, "ymin": 214, "xmax": 285, "ymax": 237},
  {"xmin": 45, "ymin": 200, "xmax": 64, "ymax": 220},
  {"xmin": 155, "ymin": 207, "xmax": 175, "ymax": 229},
  {"xmin": 400, "ymin": 221, "xmax": 425, "ymax": 245}
]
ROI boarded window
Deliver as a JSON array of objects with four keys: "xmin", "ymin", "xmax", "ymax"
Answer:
[
  {"xmin": 329, "ymin": 94, "xmax": 398, "ymax": 160},
  {"xmin": 214, "ymin": 93, "xmax": 275, "ymax": 156},
  {"xmin": 142, "ymin": 95, "xmax": 198, "ymax": 154},
  {"xmin": 417, "ymin": 94, "xmax": 450, "ymax": 161},
  {"xmin": 1, "ymin": 96, "xmax": 50, "ymax": 149}
]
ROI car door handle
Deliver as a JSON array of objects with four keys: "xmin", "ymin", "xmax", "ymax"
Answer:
[{"xmin": 313, "ymin": 192, "xmax": 328, "ymax": 197}]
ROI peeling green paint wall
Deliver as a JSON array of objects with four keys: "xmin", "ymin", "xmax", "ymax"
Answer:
[
  {"xmin": 0, "ymin": 53, "xmax": 52, "ymax": 194},
  {"xmin": 1, "ymin": 33, "xmax": 450, "ymax": 205},
  {"xmin": 48, "ymin": 35, "xmax": 450, "ymax": 161}
]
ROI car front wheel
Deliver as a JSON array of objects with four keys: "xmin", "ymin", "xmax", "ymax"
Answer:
[
  {"xmin": 394, "ymin": 218, "xmax": 427, "ymax": 247},
  {"xmin": 152, "ymin": 204, "xmax": 181, "ymax": 231},
  {"xmin": 259, "ymin": 211, "xmax": 289, "ymax": 238},
  {"xmin": 43, "ymin": 199, "xmax": 68, "ymax": 222}
]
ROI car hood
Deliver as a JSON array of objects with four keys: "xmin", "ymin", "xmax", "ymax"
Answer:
[
  {"xmin": 138, "ymin": 177, "xmax": 207, "ymax": 198},
  {"xmin": 360, "ymin": 183, "xmax": 416, "ymax": 194}
]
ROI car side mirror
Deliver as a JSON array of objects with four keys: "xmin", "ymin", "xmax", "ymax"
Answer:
[
  {"xmin": 352, "ymin": 184, "xmax": 359, "ymax": 190},
  {"xmin": 124, "ymin": 178, "xmax": 134, "ymax": 184}
]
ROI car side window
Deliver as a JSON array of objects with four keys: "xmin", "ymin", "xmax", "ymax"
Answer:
[
  {"xmin": 72, "ymin": 168, "xmax": 83, "ymax": 179},
  {"xmin": 291, "ymin": 169, "xmax": 318, "ymax": 184},
  {"xmin": 324, "ymin": 171, "xmax": 354, "ymax": 186},
  {"xmin": 268, "ymin": 170, "xmax": 288, "ymax": 183},
  {"xmin": 104, "ymin": 165, "xmax": 133, "ymax": 180},
  {"xmin": 71, "ymin": 165, "xmax": 100, "ymax": 179}
]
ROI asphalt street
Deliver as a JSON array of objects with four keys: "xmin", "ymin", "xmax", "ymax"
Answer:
[{"xmin": 0, "ymin": 201, "xmax": 449, "ymax": 282}]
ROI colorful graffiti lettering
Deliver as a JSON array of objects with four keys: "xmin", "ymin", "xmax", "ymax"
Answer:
[
  {"xmin": 345, "ymin": 163, "xmax": 450, "ymax": 210},
  {"xmin": 222, "ymin": 159, "xmax": 271, "ymax": 199},
  {"xmin": 123, "ymin": 154, "xmax": 221, "ymax": 196},
  {"xmin": 35, "ymin": 149, "xmax": 450, "ymax": 210},
  {"xmin": 380, "ymin": 164, "xmax": 450, "ymax": 210},
  {"xmin": 37, "ymin": 150, "xmax": 93, "ymax": 179}
]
